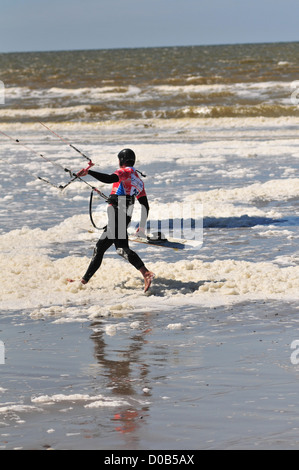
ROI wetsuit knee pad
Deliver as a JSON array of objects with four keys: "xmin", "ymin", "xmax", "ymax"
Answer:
[
  {"xmin": 92, "ymin": 245, "xmax": 98, "ymax": 260},
  {"xmin": 116, "ymin": 247, "xmax": 129, "ymax": 261}
]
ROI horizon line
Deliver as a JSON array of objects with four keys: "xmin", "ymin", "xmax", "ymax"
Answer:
[{"xmin": 0, "ymin": 39, "xmax": 298, "ymax": 55}]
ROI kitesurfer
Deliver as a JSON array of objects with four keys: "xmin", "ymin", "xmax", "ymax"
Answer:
[{"xmin": 73, "ymin": 149, "xmax": 155, "ymax": 293}]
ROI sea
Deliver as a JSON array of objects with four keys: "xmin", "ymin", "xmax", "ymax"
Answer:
[{"xmin": 0, "ymin": 42, "xmax": 299, "ymax": 450}]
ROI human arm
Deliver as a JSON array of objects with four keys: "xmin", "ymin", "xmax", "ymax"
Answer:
[
  {"xmin": 136, "ymin": 195, "xmax": 149, "ymax": 236},
  {"xmin": 76, "ymin": 167, "xmax": 119, "ymax": 183},
  {"xmin": 88, "ymin": 170, "xmax": 119, "ymax": 184}
]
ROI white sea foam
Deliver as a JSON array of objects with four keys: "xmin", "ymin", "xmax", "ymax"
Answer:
[
  {"xmin": 0, "ymin": 394, "xmax": 132, "ymax": 423},
  {"xmin": 4, "ymin": 85, "xmax": 142, "ymax": 105},
  {"xmin": 154, "ymin": 81, "xmax": 294, "ymax": 100},
  {"xmin": 0, "ymin": 105, "xmax": 88, "ymax": 120},
  {"xmin": 189, "ymin": 178, "xmax": 299, "ymax": 207},
  {"xmin": 0, "ymin": 232, "xmax": 298, "ymax": 319},
  {"xmin": 1, "ymin": 119, "xmax": 298, "ymax": 322},
  {"xmin": 31, "ymin": 393, "xmax": 130, "ymax": 409},
  {"xmin": 0, "ymin": 404, "xmax": 41, "ymax": 414},
  {"xmin": 1, "ymin": 115, "xmax": 299, "ymax": 136}
]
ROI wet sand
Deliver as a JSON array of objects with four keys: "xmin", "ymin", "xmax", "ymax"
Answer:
[{"xmin": 1, "ymin": 300, "xmax": 299, "ymax": 450}]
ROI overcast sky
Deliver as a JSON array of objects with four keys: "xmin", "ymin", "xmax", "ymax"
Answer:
[{"xmin": 0, "ymin": 0, "xmax": 298, "ymax": 53}]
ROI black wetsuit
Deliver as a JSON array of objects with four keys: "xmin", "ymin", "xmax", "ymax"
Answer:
[{"xmin": 82, "ymin": 169, "xmax": 149, "ymax": 283}]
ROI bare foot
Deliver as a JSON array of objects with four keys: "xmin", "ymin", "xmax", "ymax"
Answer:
[
  {"xmin": 140, "ymin": 267, "xmax": 155, "ymax": 293},
  {"xmin": 144, "ymin": 271, "xmax": 155, "ymax": 292}
]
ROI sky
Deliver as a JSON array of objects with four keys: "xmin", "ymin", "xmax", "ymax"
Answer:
[{"xmin": 0, "ymin": 0, "xmax": 298, "ymax": 53}]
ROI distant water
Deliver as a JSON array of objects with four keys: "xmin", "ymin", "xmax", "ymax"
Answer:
[{"xmin": 1, "ymin": 42, "xmax": 299, "ymax": 122}]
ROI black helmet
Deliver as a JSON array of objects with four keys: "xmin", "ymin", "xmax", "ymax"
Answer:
[{"xmin": 118, "ymin": 148, "xmax": 136, "ymax": 167}]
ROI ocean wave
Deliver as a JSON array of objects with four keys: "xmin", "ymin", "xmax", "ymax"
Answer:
[
  {"xmin": 1, "ymin": 79, "xmax": 297, "ymax": 122},
  {"xmin": 3, "ymin": 85, "xmax": 142, "ymax": 110},
  {"xmin": 5, "ymin": 80, "xmax": 294, "ymax": 103},
  {"xmin": 154, "ymin": 80, "xmax": 293, "ymax": 97},
  {"xmin": 1, "ymin": 103, "xmax": 298, "ymax": 123},
  {"xmin": 0, "ymin": 105, "xmax": 88, "ymax": 122}
]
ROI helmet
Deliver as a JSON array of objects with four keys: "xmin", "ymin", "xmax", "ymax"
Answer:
[{"xmin": 118, "ymin": 148, "xmax": 136, "ymax": 167}]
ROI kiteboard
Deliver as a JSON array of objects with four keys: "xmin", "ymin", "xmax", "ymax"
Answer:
[{"xmin": 129, "ymin": 232, "xmax": 201, "ymax": 251}]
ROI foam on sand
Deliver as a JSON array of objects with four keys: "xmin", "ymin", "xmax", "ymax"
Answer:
[{"xmin": 1, "ymin": 242, "xmax": 298, "ymax": 321}]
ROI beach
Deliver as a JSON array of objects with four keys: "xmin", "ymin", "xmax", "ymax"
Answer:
[{"xmin": 0, "ymin": 44, "xmax": 299, "ymax": 449}]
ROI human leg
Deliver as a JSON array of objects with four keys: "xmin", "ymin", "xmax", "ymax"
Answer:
[
  {"xmin": 82, "ymin": 233, "xmax": 113, "ymax": 283},
  {"xmin": 115, "ymin": 232, "xmax": 155, "ymax": 292}
]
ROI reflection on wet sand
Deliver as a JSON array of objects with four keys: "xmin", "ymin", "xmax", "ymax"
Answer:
[{"xmin": 90, "ymin": 314, "xmax": 153, "ymax": 443}]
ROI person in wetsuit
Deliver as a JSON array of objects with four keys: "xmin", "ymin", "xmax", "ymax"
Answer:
[{"xmin": 75, "ymin": 149, "xmax": 155, "ymax": 293}]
